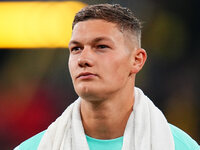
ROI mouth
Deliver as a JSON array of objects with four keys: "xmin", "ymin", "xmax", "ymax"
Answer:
[{"xmin": 76, "ymin": 72, "xmax": 97, "ymax": 79}]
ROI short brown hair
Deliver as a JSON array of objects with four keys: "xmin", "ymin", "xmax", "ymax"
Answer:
[{"xmin": 72, "ymin": 4, "xmax": 142, "ymax": 47}]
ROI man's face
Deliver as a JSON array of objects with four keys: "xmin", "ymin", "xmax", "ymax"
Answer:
[{"xmin": 68, "ymin": 19, "xmax": 135, "ymax": 101}]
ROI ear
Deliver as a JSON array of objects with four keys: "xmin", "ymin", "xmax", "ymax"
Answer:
[{"xmin": 131, "ymin": 48, "xmax": 147, "ymax": 74}]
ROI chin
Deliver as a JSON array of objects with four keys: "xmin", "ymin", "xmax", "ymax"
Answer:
[{"xmin": 76, "ymin": 86, "xmax": 104, "ymax": 101}]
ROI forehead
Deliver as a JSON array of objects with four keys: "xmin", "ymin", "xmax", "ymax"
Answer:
[{"xmin": 70, "ymin": 19, "xmax": 124, "ymax": 43}]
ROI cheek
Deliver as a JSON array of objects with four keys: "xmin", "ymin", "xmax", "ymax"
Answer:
[
  {"xmin": 103, "ymin": 56, "xmax": 131, "ymax": 81},
  {"xmin": 68, "ymin": 56, "xmax": 76, "ymax": 78}
]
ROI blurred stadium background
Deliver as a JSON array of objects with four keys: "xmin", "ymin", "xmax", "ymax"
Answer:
[{"xmin": 0, "ymin": 0, "xmax": 199, "ymax": 149}]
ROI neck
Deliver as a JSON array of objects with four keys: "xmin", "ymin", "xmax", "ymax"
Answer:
[{"xmin": 80, "ymin": 86, "xmax": 135, "ymax": 140}]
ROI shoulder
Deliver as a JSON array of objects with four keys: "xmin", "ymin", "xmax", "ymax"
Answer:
[
  {"xmin": 14, "ymin": 130, "xmax": 45, "ymax": 150},
  {"xmin": 14, "ymin": 125, "xmax": 200, "ymax": 150},
  {"xmin": 169, "ymin": 124, "xmax": 199, "ymax": 150}
]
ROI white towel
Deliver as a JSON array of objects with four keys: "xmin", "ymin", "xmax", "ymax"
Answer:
[{"xmin": 38, "ymin": 87, "xmax": 175, "ymax": 150}]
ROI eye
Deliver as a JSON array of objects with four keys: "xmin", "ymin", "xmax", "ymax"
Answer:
[
  {"xmin": 70, "ymin": 46, "xmax": 82, "ymax": 52},
  {"xmin": 97, "ymin": 45, "xmax": 109, "ymax": 49}
]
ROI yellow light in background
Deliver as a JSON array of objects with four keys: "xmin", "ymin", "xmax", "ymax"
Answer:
[{"xmin": 0, "ymin": 1, "xmax": 86, "ymax": 48}]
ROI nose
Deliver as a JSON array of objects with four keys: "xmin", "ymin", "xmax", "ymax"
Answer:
[{"xmin": 78, "ymin": 46, "xmax": 94, "ymax": 68}]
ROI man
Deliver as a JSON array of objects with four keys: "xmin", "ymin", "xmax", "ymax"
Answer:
[{"xmin": 15, "ymin": 4, "xmax": 199, "ymax": 150}]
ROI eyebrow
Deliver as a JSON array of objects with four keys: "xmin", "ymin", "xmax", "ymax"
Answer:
[
  {"xmin": 68, "ymin": 36, "xmax": 114, "ymax": 46},
  {"xmin": 68, "ymin": 40, "xmax": 81, "ymax": 47},
  {"xmin": 92, "ymin": 37, "xmax": 114, "ymax": 44}
]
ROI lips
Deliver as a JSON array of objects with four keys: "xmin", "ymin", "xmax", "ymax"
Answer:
[{"xmin": 77, "ymin": 72, "xmax": 97, "ymax": 79}]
